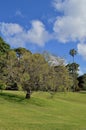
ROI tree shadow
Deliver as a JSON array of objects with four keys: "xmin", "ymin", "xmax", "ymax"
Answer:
[
  {"xmin": 79, "ymin": 91, "xmax": 86, "ymax": 94},
  {"xmin": 0, "ymin": 91, "xmax": 25, "ymax": 103}
]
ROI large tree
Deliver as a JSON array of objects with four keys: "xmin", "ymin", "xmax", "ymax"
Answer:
[
  {"xmin": 0, "ymin": 37, "xmax": 11, "ymax": 90},
  {"xmin": 0, "ymin": 50, "xmax": 18, "ymax": 89},
  {"xmin": 0, "ymin": 37, "xmax": 10, "ymax": 55},
  {"xmin": 2, "ymin": 48, "xmax": 51, "ymax": 98},
  {"xmin": 0, "ymin": 37, "xmax": 75, "ymax": 98}
]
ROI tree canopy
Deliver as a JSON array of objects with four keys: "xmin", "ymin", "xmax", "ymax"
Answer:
[
  {"xmin": 0, "ymin": 37, "xmax": 82, "ymax": 99},
  {"xmin": 78, "ymin": 74, "xmax": 86, "ymax": 90},
  {"xmin": 0, "ymin": 37, "xmax": 10, "ymax": 55}
]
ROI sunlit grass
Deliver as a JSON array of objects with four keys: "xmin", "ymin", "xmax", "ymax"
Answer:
[{"xmin": 0, "ymin": 91, "xmax": 86, "ymax": 130}]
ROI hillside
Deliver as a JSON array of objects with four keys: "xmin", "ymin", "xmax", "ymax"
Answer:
[{"xmin": 0, "ymin": 91, "xmax": 86, "ymax": 130}]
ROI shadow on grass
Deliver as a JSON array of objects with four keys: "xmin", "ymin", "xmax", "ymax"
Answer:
[
  {"xmin": 79, "ymin": 91, "xmax": 86, "ymax": 94},
  {"xmin": 0, "ymin": 91, "xmax": 25, "ymax": 103},
  {"xmin": 0, "ymin": 91, "xmax": 49, "ymax": 107}
]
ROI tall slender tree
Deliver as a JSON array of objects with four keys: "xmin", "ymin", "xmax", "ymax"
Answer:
[
  {"xmin": 69, "ymin": 49, "xmax": 77, "ymax": 63},
  {"xmin": 69, "ymin": 49, "xmax": 78, "ymax": 91},
  {"xmin": 69, "ymin": 49, "xmax": 77, "ymax": 75}
]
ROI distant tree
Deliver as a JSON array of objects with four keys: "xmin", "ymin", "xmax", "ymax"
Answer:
[
  {"xmin": 66, "ymin": 63, "xmax": 79, "ymax": 75},
  {"xmin": 68, "ymin": 49, "xmax": 79, "ymax": 91},
  {"xmin": 54, "ymin": 65, "xmax": 73, "ymax": 92},
  {"xmin": 78, "ymin": 74, "xmax": 86, "ymax": 90},
  {"xmin": 66, "ymin": 63, "xmax": 79, "ymax": 91},
  {"xmin": 69, "ymin": 49, "xmax": 77, "ymax": 63},
  {"xmin": 43, "ymin": 51, "xmax": 73, "ymax": 92}
]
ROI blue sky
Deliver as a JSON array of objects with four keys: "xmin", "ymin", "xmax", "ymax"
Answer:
[{"xmin": 0, "ymin": 0, "xmax": 86, "ymax": 75}]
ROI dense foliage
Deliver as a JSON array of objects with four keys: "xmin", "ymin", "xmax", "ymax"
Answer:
[
  {"xmin": 0, "ymin": 37, "xmax": 10, "ymax": 55},
  {"xmin": 78, "ymin": 74, "xmax": 86, "ymax": 90},
  {"xmin": 0, "ymin": 37, "xmax": 85, "ymax": 98}
]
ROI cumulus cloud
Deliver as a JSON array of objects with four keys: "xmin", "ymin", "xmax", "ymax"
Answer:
[
  {"xmin": 53, "ymin": 0, "xmax": 86, "ymax": 17},
  {"xmin": 0, "ymin": 22, "xmax": 23, "ymax": 36},
  {"xmin": 53, "ymin": 16, "xmax": 86, "ymax": 43},
  {"xmin": 0, "ymin": 20, "xmax": 51, "ymax": 47},
  {"xmin": 0, "ymin": 22, "xmax": 27, "ymax": 47},
  {"xmin": 77, "ymin": 43, "xmax": 86, "ymax": 60},
  {"xmin": 0, "ymin": 0, "xmax": 86, "ymax": 61},
  {"xmin": 53, "ymin": 0, "xmax": 86, "ymax": 43},
  {"xmin": 52, "ymin": 0, "xmax": 86, "ymax": 60},
  {"xmin": 27, "ymin": 20, "xmax": 52, "ymax": 46}
]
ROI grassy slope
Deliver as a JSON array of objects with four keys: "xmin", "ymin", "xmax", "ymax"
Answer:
[{"xmin": 0, "ymin": 91, "xmax": 86, "ymax": 130}]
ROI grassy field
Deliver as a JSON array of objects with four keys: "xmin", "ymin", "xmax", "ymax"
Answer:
[{"xmin": 0, "ymin": 91, "xmax": 86, "ymax": 130}]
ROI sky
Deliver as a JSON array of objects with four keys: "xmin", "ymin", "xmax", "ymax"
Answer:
[{"xmin": 0, "ymin": 0, "xmax": 86, "ymax": 75}]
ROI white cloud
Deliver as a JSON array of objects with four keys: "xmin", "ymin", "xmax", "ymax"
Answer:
[
  {"xmin": 27, "ymin": 20, "xmax": 52, "ymax": 46},
  {"xmin": 52, "ymin": 0, "xmax": 86, "ymax": 60},
  {"xmin": 48, "ymin": 54, "xmax": 65, "ymax": 66},
  {"xmin": 52, "ymin": 0, "xmax": 64, "ymax": 11},
  {"xmin": 53, "ymin": 0, "xmax": 86, "ymax": 43},
  {"xmin": 0, "ymin": 20, "xmax": 51, "ymax": 47},
  {"xmin": 53, "ymin": 16, "xmax": 86, "ymax": 43},
  {"xmin": 0, "ymin": 22, "xmax": 23, "ymax": 36},
  {"xmin": 43, "ymin": 51, "xmax": 65, "ymax": 66},
  {"xmin": 1, "ymin": 0, "xmax": 86, "ymax": 61},
  {"xmin": 77, "ymin": 43, "xmax": 86, "ymax": 60},
  {"xmin": 53, "ymin": 0, "xmax": 86, "ymax": 17},
  {"xmin": 0, "ymin": 22, "xmax": 27, "ymax": 47}
]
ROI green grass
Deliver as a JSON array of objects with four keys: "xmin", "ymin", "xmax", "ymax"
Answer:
[{"xmin": 0, "ymin": 91, "xmax": 86, "ymax": 130}]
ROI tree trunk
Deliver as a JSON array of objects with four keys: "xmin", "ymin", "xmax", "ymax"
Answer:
[{"xmin": 26, "ymin": 90, "xmax": 31, "ymax": 99}]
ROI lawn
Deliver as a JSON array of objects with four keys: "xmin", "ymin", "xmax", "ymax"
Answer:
[{"xmin": 0, "ymin": 91, "xmax": 86, "ymax": 130}]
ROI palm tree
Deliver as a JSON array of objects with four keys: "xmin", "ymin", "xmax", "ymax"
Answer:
[
  {"xmin": 69, "ymin": 49, "xmax": 77, "ymax": 91},
  {"xmin": 69, "ymin": 49, "xmax": 77, "ymax": 63}
]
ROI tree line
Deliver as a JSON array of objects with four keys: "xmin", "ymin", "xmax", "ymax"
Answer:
[{"xmin": 0, "ymin": 37, "xmax": 86, "ymax": 98}]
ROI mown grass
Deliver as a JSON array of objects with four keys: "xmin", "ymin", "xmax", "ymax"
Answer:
[{"xmin": 0, "ymin": 91, "xmax": 86, "ymax": 130}]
